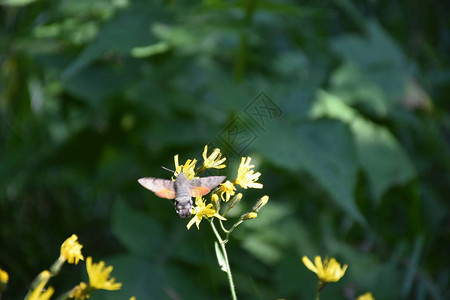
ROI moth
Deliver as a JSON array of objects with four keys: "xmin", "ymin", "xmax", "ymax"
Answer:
[{"xmin": 138, "ymin": 173, "xmax": 226, "ymax": 218}]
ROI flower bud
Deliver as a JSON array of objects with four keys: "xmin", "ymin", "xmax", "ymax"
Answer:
[
  {"xmin": 241, "ymin": 212, "xmax": 258, "ymax": 220},
  {"xmin": 227, "ymin": 193, "xmax": 242, "ymax": 210},
  {"xmin": 211, "ymin": 193, "xmax": 221, "ymax": 212},
  {"xmin": 252, "ymin": 195, "xmax": 269, "ymax": 212}
]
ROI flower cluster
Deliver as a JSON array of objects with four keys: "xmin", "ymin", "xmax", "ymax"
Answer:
[
  {"xmin": 172, "ymin": 145, "xmax": 268, "ymax": 230},
  {"xmin": 20, "ymin": 234, "xmax": 131, "ymax": 300}
]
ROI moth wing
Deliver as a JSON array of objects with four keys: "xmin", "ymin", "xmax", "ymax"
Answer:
[
  {"xmin": 188, "ymin": 176, "xmax": 226, "ymax": 197},
  {"xmin": 138, "ymin": 177, "xmax": 176, "ymax": 199}
]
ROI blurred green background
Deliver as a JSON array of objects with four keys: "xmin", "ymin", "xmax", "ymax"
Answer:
[{"xmin": 1, "ymin": 0, "xmax": 449, "ymax": 299}]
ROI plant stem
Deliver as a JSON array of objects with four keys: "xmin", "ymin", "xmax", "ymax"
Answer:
[{"xmin": 210, "ymin": 219, "xmax": 237, "ymax": 300}]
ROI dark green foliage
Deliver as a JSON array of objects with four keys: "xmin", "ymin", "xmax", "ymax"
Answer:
[{"xmin": 1, "ymin": 0, "xmax": 449, "ymax": 299}]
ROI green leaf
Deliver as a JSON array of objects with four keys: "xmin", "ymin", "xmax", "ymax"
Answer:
[
  {"xmin": 0, "ymin": 0, "xmax": 38, "ymax": 6},
  {"xmin": 252, "ymin": 119, "xmax": 365, "ymax": 225},
  {"xmin": 331, "ymin": 20, "xmax": 408, "ymax": 103},
  {"xmin": 63, "ymin": 1, "xmax": 162, "ymax": 78},
  {"xmin": 111, "ymin": 199, "xmax": 165, "ymax": 259},
  {"xmin": 214, "ymin": 242, "xmax": 228, "ymax": 272},
  {"xmin": 311, "ymin": 91, "xmax": 416, "ymax": 202}
]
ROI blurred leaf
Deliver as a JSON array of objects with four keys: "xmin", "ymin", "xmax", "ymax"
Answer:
[
  {"xmin": 214, "ymin": 242, "xmax": 228, "ymax": 272},
  {"xmin": 311, "ymin": 91, "xmax": 416, "ymax": 202},
  {"xmin": 63, "ymin": 1, "xmax": 163, "ymax": 77},
  {"xmin": 63, "ymin": 63, "xmax": 138, "ymax": 105},
  {"xmin": 92, "ymin": 254, "xmax": 166, "ymax": 300},
  {"xmin": 130, "ymin": 42, "xmax": 170, "ymax": 57},
  {"xmin": 401, "ymin": 235, "xmax": 425, "ymax": 298},
  {"xmin": 0, "ymin": 0, "xmax": 38, "ymax": 6},
  {"xmin": 252, "ymin": 119, "xmax": 364, "ymax": 224},
  {"xmin": 331, "ymin": 20, "xmax": 408, "ymax": 103},
  {"xmin": 112, "ymin": 199, "xmax": 165, "ymax": 259}
]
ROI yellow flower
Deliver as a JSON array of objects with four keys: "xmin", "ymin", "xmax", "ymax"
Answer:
[
  {"xmin": 69, "ymin": 282, "xmax": 89, "ymax": 300},
  {"xmin": 234, "ymin": 157, "xmax": 263, "ymax": 189},
  {"xmin": 187, "ymin": 196, "xmax": 226, "ymax": 230},
  {"xmin": 27, "ymin": 271, "xmax": 53, "ymax": 300},
  {"xmin": 0, "ymin": 268, "xmax": 8, "ymax": 285},
  {"xmin": 201, "ymin": 145, "xmax": 226, "ymax": 169},
  {"xmin": 60, "ymin": 234, "xmax": 84, "ymax": 265},
  {"xmin": 173, "ymin": 154, "xmax": 197, "ymax": 180},
  {"xmin": 217, "ymin": 180, "xmax": 236, "ymax": 202},
  {"xmin": 357, "ymin": 292, "xmax": 375, "ymax": 300},
  {"xmin": 86, "ymin": 257, "xmax": 122, "ymax": 291},
  {"xmin": 302, "ymin": 256, "xmax": 347, "ymax": 283},
  {"xmin": 0, "ymin": 268, "xmax": 8, "ymax": 292},
  {"xmin": 129, "ymin": 297, "xmax": 136, "ymax": 300}
]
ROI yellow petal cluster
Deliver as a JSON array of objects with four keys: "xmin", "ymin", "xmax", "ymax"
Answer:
[
  {"xmin": 60, "ymin": 234, "xmax": 84, "ymax": 265},
  {"xmin": 234, "ymin": 157, "xmax": 263, "ymax": 189},
  {"xmin": 69, "ymin": 282, "xmax": 89, "ymax": 300},
  {"xmin": 217, "ymin": 180, "xmax": 236, "ymax": 202},
  {"xmin": 302, "ymin": 256, "xmax": 347, "ymax": 283},
  {"xmin": 26, "ymin": 271, "xmax": 54, "ymax": 300},
  {"xmin": 86, "ymin": 257, "xmax": 122, "ymax": 291},
  {"xmin": 173, "ymin": 154, "xmax": 197, "ymax": 180},
  {"xmin": 202, "ymin": 145, "xmax": 226, "ymax": 169},
  {"xmin": 187, "ymin": 196, "xmax": 226, "ymax": 230},
  {"xmin": 357, "ymin": 292, "xmax": 375, "ymax": 300}
]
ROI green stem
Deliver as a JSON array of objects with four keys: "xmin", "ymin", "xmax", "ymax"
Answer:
[
  {"xmin": 315, "ymin": 281, "xmax": 325, "ymax": 300},
  {"xmin": 210, "ymin": 219, "xmax": 237, "ymax": 300}
]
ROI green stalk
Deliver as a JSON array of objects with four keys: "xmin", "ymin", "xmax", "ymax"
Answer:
[{"xmin": 210, "ymin": 219, "xmax": 237, "ymax": 300}]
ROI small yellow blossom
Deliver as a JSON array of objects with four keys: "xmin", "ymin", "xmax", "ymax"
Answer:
[
  {"xmin": 86, "ymin": 257, "xmax": 122, "ymax": 291},
  {"xmin": 0, "ymin": 267, "xmax": 8, "ymax": 292},
  {"xmin": 234, "ymin": 157, "xmax": 263, "ymax": 189},
  {"xmin": 69, "ymin": 282, "xmax": 89, "ymax": 300},
  {"xmin": 129, "ymin": 297, "xmax": 136, "ymax": 300},
  {"xmin": 302, "ymin": 256, "xmax": 347, "ymax": 283},
  {"xmin": 173, "ymin": 154, "xmax": 197, "ymax": 180},
  {"xmin": 357, "ymin": 292, "xmax": 375, "ymax": 300},
  {"xmin": 27, "ymin": 271, "xmax": 54, "ymax": 300},
  {"xmin": 60, "ymin": 234, "xmax": 84, "ymax": 265},
  {"xmin": 242, "ymin": 212, "xmax": 258, "ymax": 220},
  {"xmin": 202, "ymin": 145, "xmax": 226, "ymax": 169},
  {"xmin": 217, "ymin": 180, "xmax": 236, "ymax": 202},
  {"xmin": 0, "ymin": 268, "xmax": 8, "ymax": 284},
  {"xmin": 187, "ymin": 196, "xmax": 226, "ymax": 230}
]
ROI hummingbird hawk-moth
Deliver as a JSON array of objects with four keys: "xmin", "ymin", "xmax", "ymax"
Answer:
[{"xmin": 138, "ymin": 173, "xmax": 226, "ymax": 218}]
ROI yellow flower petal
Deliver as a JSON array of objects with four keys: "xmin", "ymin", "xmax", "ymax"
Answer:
[
  {"xmin": 0, "ymin": 268, "xmax": 8, "ymax": 285},
  {"xmin": 202, "ymin": 145, "xmax": 226, "ymax": 169},
  {"xmin": 302, "ymin": 256, "xmax": 319, "ymax": 274},
  {"xmin": 234, "ymin": 157, "xmax": 263, "ymax": 189},
  {"xmin": 302, "ymin": 256, "xmax": 347, "ymax": 283},
  {"xmin": 357, "ymin": 292, "xmax": 375, "ymax": 300},
  {"xmin": 173, "ymin": 155, "xmax": 197, "ymax": 180},
  {"xmin": 186, "ymin": 197, "xmax": 226, "ymax": 230},
  {"xmin": 86, "ymin": 257, "xmax": 122, "ymax": 291},
  {"xmin": 217, "ymin": 181, "xmax": 236, "ymax": 202},
  {"xmin": 27, "ymin": 277, "xmax": 54, "ymax": 300},
  {"xmin": 60, "ymin": 234, "xmax": 84, "ymax": 265},
  {"xmin": 69, "ymin": 282, "xmax": 89, "ymax": 300}
]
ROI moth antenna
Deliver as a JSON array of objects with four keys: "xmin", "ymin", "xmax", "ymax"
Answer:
[{"xmin": 161, "ymin": 166, "xmax": 175, "ymax": 173}]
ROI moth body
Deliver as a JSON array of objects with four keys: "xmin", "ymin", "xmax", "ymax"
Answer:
[{"xmin": 174, "ymin": 174, "xmax": 194, "ymax": 218}]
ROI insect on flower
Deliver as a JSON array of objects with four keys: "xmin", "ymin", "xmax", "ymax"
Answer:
[{"xmin": 138, "ymin": 173, "xmax": 226, "ymax": 218}]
